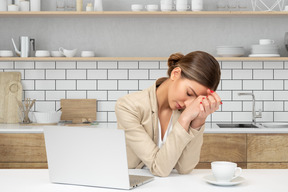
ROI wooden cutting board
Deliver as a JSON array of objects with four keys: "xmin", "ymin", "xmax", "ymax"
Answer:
[
  {"xmin": 0, "ymin": 72, "xmax": 22, "ymax": 123},
  {"xmin": 60, "ymin": 99, "xmax": 97, "ymax": 121}
]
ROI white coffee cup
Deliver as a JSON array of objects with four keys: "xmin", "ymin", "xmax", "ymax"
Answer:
[
  {"xmin": 161, "ymin": 4, "xmax": 175, "ymax": 11},
  {"xmin": 8, "ymin": 4, "xmax": 19, "ymax": 11},
  {"xmin": 176, "ymin": 4, "xmax": 190, "ymax": 11},
  {"xmin": 285, "ymin": 5, "xmax": 288, "ymax": 11},
  {"xmin": 211, "ymin": 161, "xmax": 242, "ymax": 182},
  {"xmin": 145, "ymin": 4, "xmax": 159, "ymax": 11},
  {"xmin": 131, "ymin": 4, "xmax": 143, "ymax": 11},
  {"xmin": 259, "ymin": 39, "xmax": 275, "ymax": 45},
  {"xmin": 20, "ymin": 1, "xmax": 30, "ymax": 11},
  {"xmin": 81, "ymin": 51, "xmax": 95, "ymax": 57},
  {"xmin": 35, "ymin": 50, "xmax": 50, "ymax": 57},
  {"xmin": 191, "ymin": 0, "xmax": 203, "ymax": 11},
  {"xmin": 59, "ymin": 47, "xmax": 77, "ymax": 57}
]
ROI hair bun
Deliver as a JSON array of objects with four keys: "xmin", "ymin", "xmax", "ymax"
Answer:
[{"xmin": 167, "ymin": 53, "xmax": 184, "ymax": 68}]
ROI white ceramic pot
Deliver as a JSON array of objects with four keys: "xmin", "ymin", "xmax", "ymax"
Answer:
[{"xmin": 33, "ymin": 111, "xmax": 62, "ymax": 124}]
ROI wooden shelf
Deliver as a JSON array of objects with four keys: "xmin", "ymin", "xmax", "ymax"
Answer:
[
  {"xmin": 1, "ymin": 57, "xmax": 288, "ymax": 61},
  {"xmin": 1, "ymin": 11, "xmax": 288, "ymax": 17}
]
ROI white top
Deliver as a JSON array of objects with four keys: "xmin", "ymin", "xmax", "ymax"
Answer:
[
  {"xmin": 0, "ymin": 169, "xmax": 287, "ymax": 192},
  {"xmin": 158, "ymin": 114, "xmax": 173, "ymax": 148}
]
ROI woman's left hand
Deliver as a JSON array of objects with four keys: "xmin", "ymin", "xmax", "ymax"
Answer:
[{"xmin": 190, "ymin": 89, "xmax": 222, "ymax": 129}]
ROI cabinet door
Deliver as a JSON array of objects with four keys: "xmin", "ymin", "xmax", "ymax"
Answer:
[
  {"xmin": 0, "ymin": 134, "xmax": 47, "ymax": 168},
  {"xmin": 199, "ymin": 134, "xmax": 247, "ymax": 163},
  {"xmin": 247, "ymin": 134, "xmax": 288, "ymax": 163}
]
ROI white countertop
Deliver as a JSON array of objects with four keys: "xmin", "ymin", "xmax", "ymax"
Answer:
[
  {"xmin": 0, "ymin": 169, "xmax": 287, "ymax": 192},
  {"xmin": 1, "ymin": 123, "xmax": 288, "ymax": 134}
]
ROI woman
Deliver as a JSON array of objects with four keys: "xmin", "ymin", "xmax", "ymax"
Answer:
[{"xmin": 115, "ymin": 51, "xmax": 221, "ymax": 177}]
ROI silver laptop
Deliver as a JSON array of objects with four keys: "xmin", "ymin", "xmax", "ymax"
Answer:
[{"xmin": 43, "ymin": 126, "xmax": 154, "ymax": 190}]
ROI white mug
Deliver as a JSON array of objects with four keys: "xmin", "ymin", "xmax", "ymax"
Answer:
[
  {"xmin": 176, "ymin": 4, "xmax": 190, "ymax": 11},
  {"xmin": 191, "ymin": 0, "xmax": 203, "ymax": 11},
  {"xmin": 285, "ymin": 5, "xmax": 288, "ymax": 11},
  {"xmin": 59, "ymin": 47, "xmax": 77, "ymax": 57},
  {"xmin": 259, "ymin": 39, "xmax": 275, "ymax": 45},
  {"xmin": 211, "ymin": 161, "xmax": 242, "ymax": 182},
  {"xmin": 145, "ymin": 4, "xmax": 159, "ymax": 11},
  {"xmin": 8, "ymin": 4, "xmax": 19, "ymax": 11},
  {"xmin": 20, "ymin": 1, "xmax": 30, "ymax": 11},
  {"xmin": 30, "ymin": 0, "xmax": 41, "ymax": 11},
  {"xmin": 131, "ymin": 4, "xmax": 143, "ymax": 11},
  {"xmin": 161, "ymin": 4, "xmax": 175, "ymax": 11}
]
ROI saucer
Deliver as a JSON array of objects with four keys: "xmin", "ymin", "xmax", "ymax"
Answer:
[{"xmin": 203, "ymin": 175, "xmax": 245, "ymax": 186}]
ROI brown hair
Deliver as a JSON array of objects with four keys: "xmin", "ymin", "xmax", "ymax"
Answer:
[{"xmin": 167, "ymin": 51, "xmax": 221, "ymax": 91}]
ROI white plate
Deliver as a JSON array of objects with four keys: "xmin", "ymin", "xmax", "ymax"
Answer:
[
  {"xmin": 203, "ymin": 175, "xmax": 245, "ymax": 186},
  {"xmin": 249, "ymin": 54, "xmax": 280, "ymax": 57}
]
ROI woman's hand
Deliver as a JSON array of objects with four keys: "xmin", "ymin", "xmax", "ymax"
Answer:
[{"xmin": 190, "ymin": 89, "xmax": 222, "ymax": 129}]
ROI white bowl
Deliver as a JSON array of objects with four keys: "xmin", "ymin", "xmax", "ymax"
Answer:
[
  {"xmin": 33, "ymin": 111, "xmax": 62, "ymax": 124},
  {"xmin": 51, "ymin": 51, "xmax": 64, "ymax": 57},
  {"xmin": 35, "ymin": 50, "xmax": 50, "ymax": 57},
  {"xmin": 0, "ymin": 50, "xmax": 13, "ymax": 57},
  {"xmin": 81, "ymin": 51, "xmax": 95, "ymax": 57}
]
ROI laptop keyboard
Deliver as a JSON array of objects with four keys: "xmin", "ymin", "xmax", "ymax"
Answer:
[{"xmin": 129, "ymin": 175, "xmax": 152, "ymax": 188}]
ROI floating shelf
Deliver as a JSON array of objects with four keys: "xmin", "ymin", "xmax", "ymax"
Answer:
[{"xmin": 0, "ymin": 57, "xmax": 288, "ymax": 61}]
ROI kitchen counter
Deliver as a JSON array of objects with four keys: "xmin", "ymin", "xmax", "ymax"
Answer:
[
  {"xmin": 1, "ymin": 123, "xmax": 288, "ymax": 134},
  {"xmin": 0, "ymin": 169, "xmax": 287, "ymax": 192}
]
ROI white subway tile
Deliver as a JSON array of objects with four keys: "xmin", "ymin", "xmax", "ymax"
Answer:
[
  {"xmin": 108, "ymin": 70, "xmax": 127, "ymax": 79},
  {"xmin": 221, "ymin": 61, "xmax": 242, "ymax": 69},
  {"xmin": 35, "ymin": 101, "xmax": 55, "ymax": 111},
  {"xmin": 242, "ymin": 101, "xmax": 262, "ymax": 111},
  {"xmin": 285, "ymin": 101, "xmax": 288, "ymax": 111},
  {"xmin": 15, "ymin": 62, "xmax": 34, "ymax": 69},
  {"xmin": 56, "ymin": 80, "xmax": 76, "ymax": 90},
  {"xmin": 160, "ymin": 61, "xmax": 168, "ymax": 69},
  {"xmin": 274, "ymin": 70, "xmax": 288, "ymax": 79},
  {"xmin": 46, "ymin": 91, "xmax": 65, "ymax": 100},
  {"xmin": 96, "ymin": 112, "xmax": 107, "ymax": 122},
  {"xmin": 253, "ymin": 70, "xmax": 273, "ymax": 79},
  {"xmin": 264, "ymin": 61, "xmax": 284, "ymax": 69},
  {"xmin": 232, "ymin": 91, "xmax": 253, "ymax": 100},
  {"xmin": 24, "ymin": 91, "xmax": 45, "ymax": 100},
  {"xmin": 118, "ymin": 61, "xmax": 138, "ymax": 69},
  {"xmin": 21, "ymin": 80, "xmax": 34, "ymax": 90},
  {"xmin": 221, "ymin": 70, "xmax": 232, "ymax": 80},
  {"xmin": 233, "ymin": 112, "xmax": 251, "ymax": 122},
  {"xmin": 56, "ymin": 101, "xmax": 61, "ymax": 112},
  {"xmin": 205, "ymin": 114, "xmax": 212, "ymax": 122},
  {"xmin": 88, "ymin": 70, "xmax": 107, "ymax": 79},
  {"xmin": 108, "ymin": 91, "xmax": 128, "ymax": 100},
  {"xmin": 67, "ymin": 70, "xmax": 86, "ymax": 79},
  {"xmin": 150, "ymin": 70, "xmax": 167, "ymax": 80},
  {"xmin": 98, "ymin": 61, "xmax": 117, "ymax": 69},
  {"xmin": 98, "ymin": 80, "xmax": 117, "ymax": 90},
  {"xmin": 285, "ymin": 62, "xmax": 288, "ymax": 69},
  {"xmin": 221, "ymin": 101, "xmax": 242, "ymax": 111},
  {"xmin": 139, "ymin": 61, "xmax": 159, "ymax": 69},
  {"xmin": 243, "ymin": 80, "xmax": 262, "ymax": 90},
  {"xmin": 46, "ymin": 70, "xmax": 65, "ymax": 79},
  {"xmin": 274, "ymin": 91, "xmax": 288, "ymax": 100},
  {"xmin": 87, "ymin": 91, "xmax": 107, "ymax": 100},
  {"xmin": 274, "ymin": 112, "xmax": 288, "ymax": 121},
  {"xmin": 98, "ymin": 101, "xmax": 116, "ymax": 111},
  {"xmin": 216, "ymin": 91, "xmax": 232, "ymax": 101},
  {"xmin": 5, "ymin": 70, "xmax": 24, "ymax": 79},
  {"xmin": 129, "ymin": 70, "xmax": 148, "ymax": 79},
  {"xmin": 211, "ymin": 112, "xmax": 232, "ymax": 122},
  {"xmin": 128, "ymin": 90, "xmax": 138, "ymax": 94},
  {"xmin": 56, "ymin": 62, "xmax": 76, "ymax": 69},
  {"xmin": 0, "ymin": 62, "xmax": 13, "ymax": 69},
  {"xmin": 66, "ymin": 91, "xmax": 87, "ymax": 99},
  {"xmin": 77, "ymin": 80, "xmax": 96, "ymax": 90},
  {"xmin": 77, "ymin": 61, "xmax": 96, "ymax": 69},
  {"xmin": 139, "ymin": 80, "xmax": 154, "ymax": 90},
  {"xmin": 25, "ymin": 70, "xmax": 45, "ymax": 79},
  {"xmin": 35, "ymin": 62, "xmax": 55, "ymax": 69},
  {"xmin": 35, "ymin": 80, "xmax": 55, "ymax": 90},
  {"xmin": 257, "ymin": 112, "xmax": 273, "ymax": 122},
  {"xmin": 285, "ymin": 80, "xmax": 288, "ymax": 90},
  {"xmin": 108, "ymin": 112, "xmax": 117, "ymax": 122},
  {"xmin": 264, "ymin": 101, "xmax": 284, "ymax": 111},
  {"xmin": 254, "ymin": 91, "xmax": 273, "ymax": 101},
  {"xmin": 264, "ymin": 80, "xmax": 283, "ymax": 90},
  {"xmin": 221, "ymin": 80, "xmax": 242, "ymax": 90},
  {"xmin": 233, "ymin": 70, "xmax": 252, "ymax": 79},
  {"xmin": 118, "ymin": 80, "xmax": 138, "ymax": 90},
  {"xmin": 243, "ymin": 61, "xmax": 263, "ymax": 69}
]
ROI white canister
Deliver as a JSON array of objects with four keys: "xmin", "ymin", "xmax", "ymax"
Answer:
[
  {"xmin": 0, "ymin": 0, "xmax": 7, "ymax": 11},
  {"xmin": 8, "ymin": 4, "xmax": 19, "ymax": 11},
  {"xmin": 30, "ymin": 0, "xmax": 41, "ymax": 11},
  {"xmin": 94, "ymin": 0, "xmax": 103, "ymax": 11},
  {"xmin": 191, "ymin": 0, "xmax": 203, "ymax": 11},
  {"xmin": 20, "ymin": 1, "xmax": 29, "ymax": 11}
]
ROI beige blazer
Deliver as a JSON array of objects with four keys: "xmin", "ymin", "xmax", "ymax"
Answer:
[{"xmin": 115, "ymin": 78, "xmax": 205, "ymax": 177}]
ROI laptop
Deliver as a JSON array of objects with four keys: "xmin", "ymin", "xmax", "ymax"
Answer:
[{"xmin": 43, "ymin": 125, "xmax": 154, "ymax": 190}]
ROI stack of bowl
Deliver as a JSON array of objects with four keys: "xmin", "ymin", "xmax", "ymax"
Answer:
[
  {"xmin": 249, "ymin": 39, "xmax": 280, "ymax": 57},
  {"xmin": 216, "ymin": 46, "xmax": 245, "ymax": 57}
]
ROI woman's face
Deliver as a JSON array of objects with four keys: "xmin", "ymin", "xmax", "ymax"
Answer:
[{"xmin": 168, "ymin": 67, "xmax": 208, "ymax": 110}]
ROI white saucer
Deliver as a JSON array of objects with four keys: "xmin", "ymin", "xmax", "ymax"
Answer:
[
  {"xmin": 248, "ymin": 54, "xmax": 280, "ymax": 57},
  {"xmin": 203, "ymin": 175, "xmax": 245, "ymax": 186}
]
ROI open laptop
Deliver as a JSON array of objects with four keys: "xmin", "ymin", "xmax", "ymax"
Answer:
[{"xmin": 43, "ymin": 125, "xmax": 154, "ymax": 190}]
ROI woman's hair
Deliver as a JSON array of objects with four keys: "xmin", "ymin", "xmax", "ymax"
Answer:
[{"xmin": 167, "ymin": 51, "xmax": 221, "ymax": 91}]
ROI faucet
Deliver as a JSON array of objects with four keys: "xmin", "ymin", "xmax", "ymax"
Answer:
[{"xmin": 238, "ymin": 93, "xmax": 262, "ymax": 124}]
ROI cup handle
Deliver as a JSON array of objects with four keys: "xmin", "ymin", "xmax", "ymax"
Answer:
[
  {"xmin": 187, "ymin": 5, "xmax": 190, "ymax": 9},
  {"xmin": 232, "ymin": 167, "xmax": 242, "ymax": 180},
  {"xmin": 59, "ymin": 47, "xmax": 64, "ymax": 54}
]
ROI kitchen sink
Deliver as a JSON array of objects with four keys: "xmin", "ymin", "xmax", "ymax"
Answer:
[
  {"xmin": 217, "ymin": 123, "xmax": 259, "ymax": 128},
  {"xmin": 259, "ymin": 123, "xmax": 288, "ymax": 128}
]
